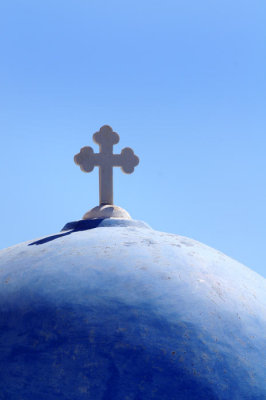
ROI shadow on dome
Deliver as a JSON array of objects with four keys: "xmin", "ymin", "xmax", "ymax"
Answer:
[
  {"xmin": 28, "ymin": 230, "xmax": 74, "ymax": 246},
  {"xmin": 28, "ymin": 219, "xmax": 149, "ymax": 246},
  {"xmin": 28, "ymin": 219, "xmax": 105, "ymax": 246}
]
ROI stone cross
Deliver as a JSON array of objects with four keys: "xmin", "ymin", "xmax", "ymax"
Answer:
[{"xmin": 74, "ymin": 125, "xmax": 139, "ymax": 205}]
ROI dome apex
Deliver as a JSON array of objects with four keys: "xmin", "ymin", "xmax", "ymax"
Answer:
[{"xmin": 82, "ymin": 204, "xmax": 131, "ymax": 220}]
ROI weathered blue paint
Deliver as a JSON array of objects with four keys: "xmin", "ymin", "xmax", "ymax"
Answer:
[{"xmin": 0, "ymin": 220, "xmax": 265, "ymax": 399}]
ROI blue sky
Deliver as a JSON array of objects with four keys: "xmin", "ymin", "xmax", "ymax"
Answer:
[{"xmin": 0, "ymin": 0, "xmax": 265, "ymax": 277}]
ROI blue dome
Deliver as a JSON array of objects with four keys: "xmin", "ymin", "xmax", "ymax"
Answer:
[{"xmin": 0, "ymin": 219, "xmax": 265, "ymax": 399}]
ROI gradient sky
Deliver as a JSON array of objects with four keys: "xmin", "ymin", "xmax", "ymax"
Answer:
[{"xmin": 0, "ymin": 0, "xmax": 265, "ymax": 277}]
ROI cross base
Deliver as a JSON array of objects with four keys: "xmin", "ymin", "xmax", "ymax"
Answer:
[{"xmin": 83, "ymin": 204, "xmax": 131, "ymax": 220}]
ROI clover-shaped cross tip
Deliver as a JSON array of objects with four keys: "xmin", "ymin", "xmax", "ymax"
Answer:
[
  {"xmin": 74, "ymin": 146, "xmax": 95, "ymax": 173},
  {"xmin": 120, "ymin": 148, "xmax": 139, "ymax": 174},
  {"xmin": 93, "ymin": 125, "xmax": 119, "ymax": 148}
]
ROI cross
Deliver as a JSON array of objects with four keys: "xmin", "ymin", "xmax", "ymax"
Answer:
[{"xmin": 74, "ymin": 125, "xmax": 139, "ymax": 205}]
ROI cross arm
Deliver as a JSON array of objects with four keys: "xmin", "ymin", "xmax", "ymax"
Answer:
[
  {"xmin": 74, "ymin": 146, "xmax": 101, "ymax": 172},
  {"xmin": 112, "ymin": 147, "xmax": 139, "ymax": 174}
]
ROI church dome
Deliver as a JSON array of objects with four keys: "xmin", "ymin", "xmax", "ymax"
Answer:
[
  {"xmin": 0, "ymin": 126, "xmax": 265, "ymax": 399},
  {"xmin": 0, "ymin": 218, "xmax": 265, "ymax": 399}
]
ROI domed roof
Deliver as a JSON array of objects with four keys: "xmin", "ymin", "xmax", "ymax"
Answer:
[
  {"xmin": 0, "ymin": 218, "xmax": 265, "ymax": 400},
  {"xmin": 1, "ymin": 125, "xmax": 265, "ymax": 399}
]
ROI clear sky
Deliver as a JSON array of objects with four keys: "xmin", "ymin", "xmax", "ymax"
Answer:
[{"xmin": 0, "ymin": 0, "xmax": 265, "ymax": 277}]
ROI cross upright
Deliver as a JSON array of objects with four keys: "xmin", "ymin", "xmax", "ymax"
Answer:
[{"xmin": 74, "ymin": 125, "xmax": 139, "ymax": 205}]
